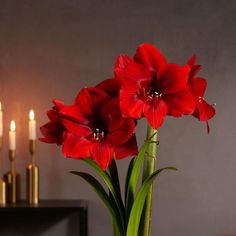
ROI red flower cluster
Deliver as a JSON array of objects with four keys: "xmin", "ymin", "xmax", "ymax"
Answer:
[
  {"xmin": 40, "ymin": 43, "xmax": 215, "ymax": 169},
  {"xmin": 115, "ymin": 45, "xmax": 193, "ymax": 128},
  {"xmin": 40, "ymin": 80, "xmax": 137, "ymax": 170},
  {"xmin": 187, "ymin": 55, "xmax": 216, "ymax": 132},
  {"xmin": 115, "ymin": 43, "xmax": 215, "ymax": 129}
]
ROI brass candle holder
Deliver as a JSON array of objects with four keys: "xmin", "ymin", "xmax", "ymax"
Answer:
[
  {"xmin": 0, "ymin": 136, "xmax": 6, "ymax": 205},
  {"xmin": 4, "ymin": 149, "xmax": 20, "ymax": 204},
  {"xmin": 27, "ymin": 140, "xmax": 39, "ymax": 205},
  {"xmin": 0, "ymin": 178, "xmax": 6, "ymax": 205},
  {"xmin": 0, "ymin": 136, "xmax": 2, "ymax": 151}
]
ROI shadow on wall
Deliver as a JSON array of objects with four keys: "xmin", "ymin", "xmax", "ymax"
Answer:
[{"xmin": 0, "ymin": 212, "xmax": 80, "ymax": 236}]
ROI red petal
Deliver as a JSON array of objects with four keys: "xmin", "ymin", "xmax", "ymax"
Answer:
[
  {"xmin": 101, "ymin": 98, "xmax": 124, "ymax": 132},
  {"xmin": 157, "ymin": 64, "xmax": 190, "ymax": 94},
  {"xmin": 107, "ymin": 118, "xmax": 135, "ymax": 146},
  {"xmin": 91, "ymin": 141, "xmax": 114, "ymax": 170},
  {"xmin": 60, "ymin": 87, "xmax": 109, "ymax": 124},
  {"xmin": 190, "ymin": 77, "xmax": 207, "ymax": 98},
  {"xmin": 206, "ymin": 121, "xmax": 210, "ymax": 134},
  {"xmin": 187, "ymin": 54, "xmax": 197, "ymax": 67},
  {"xmin": 134, "ymin": 43, "xmax": 166, "ymax": 72},
  {"xmin": 114, "ymin": 134, "xmax": 138, "ymax": 160},
  {"xmin": 115, "ymin": 62, "xmax": 152, "ymax": 92},
  {"xmin": 75, "ymin": 87, "xmax": 110, "ymax": 118},
  {"xmin": 187, "ymin": 54, "xmax": 202, "ymax": 80},
  {"xmin": 40, "ymin": 121, "xmax": 64, "ymax": 145},
  {"xmin": 53, "ymin": 99, "xmax": 65, "ymax": 111},
  {"xmin": 164, "ymin": 86, "xmax": 196, "ymax": 117},
  {"xmin": 115, "ymin": 54, "xmax": 133, "ymax": 70},
  {"xmin": 96, "ymin": 78, "xmax": 120, "ymax": 98},
  {"xmin": 143, "ymin": 99, "xmax": 167, "ymax": 129},
  {"xmin": 120, "ymin": 90, "xmax": 144, "ymax": 119},
  {"xmin": 62, "ymin": 132, "xmax": 92, "ymax": 158},
  {"xmin": 60, "ymin": 105, "xmax": 88, "ymax": 124},
  {"xmin": 63, "ymin": 119, "xmax": 92, "ymax": 137},
  {"xmin": 193, "ymin": 100, "xmax": 216, "ymax": 121},
  {"xmin": 47, "ymin": 109, "xmax": 61, "ymax": 122},
  {"xmin": 39, "ymin": 137, "xmax": 54, "ymax": 144}
]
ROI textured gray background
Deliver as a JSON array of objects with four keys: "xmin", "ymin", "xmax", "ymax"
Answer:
[{"xmin": 0, "ymin": 0, "xmax": 235, "ymax": 235}]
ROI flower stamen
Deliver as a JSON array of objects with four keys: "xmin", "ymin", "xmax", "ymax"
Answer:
[
  {"xmin": 154, "ymin": 91, "xmax": 162, "ymax": 98},
  {"xmin": 198, "ymin": 96, "xmax": 204, "ymax": 103},
  {"xmin": 93, "ymin": 128, "xmax": 105, "ymax": 140},
  {"xmin": 146, "ymin": 89, "xmax": 162, "ymax": 102}
]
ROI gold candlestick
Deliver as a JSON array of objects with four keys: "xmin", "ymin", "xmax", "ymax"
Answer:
[
  {"xmin": 27, "ymin": 140, "xmax": 39, "ymax": 205},
  {"xmin": 0, "ymin": 136, "xmax": 6, "ymax": 205},
  {"xmin": 0, "ymin": 178, "xmax": 6, "ymax": 205},
  {"xmin": 4, "ymin": 150, "xmax": 20, "ymax": 204}
]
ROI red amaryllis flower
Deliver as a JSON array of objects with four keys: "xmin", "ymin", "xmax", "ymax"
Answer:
[
  {"xmin": 40, "ymin": 99, "xmax": 65, "ymax": 145},
  {"xmin": 115, "ymin": 43, "xmax": 196, "ymax": 129},
  {"xmin": 187, "ymin": 55, "xmax": 216, "ymax": 132},
  {"xmin": 60, "ymin": 87, "xmax": 138, "ymax": 170}
]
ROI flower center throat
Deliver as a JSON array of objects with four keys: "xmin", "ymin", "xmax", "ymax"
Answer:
[{"xmin": 93, "ymin": 128, "xmax": 105, "ymax": 140}]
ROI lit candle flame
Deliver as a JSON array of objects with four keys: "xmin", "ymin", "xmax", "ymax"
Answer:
[
  {"xmin": 29, "ymin": 109, "xmax": 35, "ymax": 121},
  {"xmin": 10, "ymin": 120, "xmax": 16, "ymax": 132}
]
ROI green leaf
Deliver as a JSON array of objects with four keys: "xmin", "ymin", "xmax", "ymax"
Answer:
[
  {"xmin": 70, "ymin": 171, "xmax": 123, "ymax": 236},
  {"xmin": 126, "ymin": 167, "xmax": 177, "ymax": 236},
  {"xmin": 125, "ymin": 157, "xmax": 135, "ymax": 205},
  {"xmin": 83, "ymin": 159, "xmax": 125, "ymax": 233},
  {"xmin": 125, "ymin": 133, "xmax": 157, "ymax": 221},
  {"xmin": 108, "ymin": 159, "xmax": 121, "ymax": 197}
]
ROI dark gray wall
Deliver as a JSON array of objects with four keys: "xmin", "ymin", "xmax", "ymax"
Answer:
[{"xmin": 0, "ymin": 0, "xmax": 235, "ymax": 235}]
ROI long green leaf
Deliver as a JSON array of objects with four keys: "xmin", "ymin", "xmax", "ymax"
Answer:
[
  {"xmin": 125, "ymin": 157, "xmax": 135, "ymax": 205},
  {"xmin": 83, "ymin": 159, "xmax": 125, "ymax": 234},
  {"xmin": 108, "ymin": 158, "xmax": 121, "ymax": 197},
  {"xmin": 126, "ymin": 167, "xmax": 177, "ymax": 236},
  {"xmin": 125, "ymin": 133, "xmax": 157, "ymax": 220},
  {"xmin": 71, "ymin": 171, "xmax": 123, "ymax": 236}
]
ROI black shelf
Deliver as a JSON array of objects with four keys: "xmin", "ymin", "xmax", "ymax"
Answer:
[{"xmin": 0, "ymin": 200, "xmax": 88, "ymax": 236}]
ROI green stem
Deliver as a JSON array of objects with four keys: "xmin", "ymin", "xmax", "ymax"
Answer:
[{"xmin": 139, "ymin": 125, "xmax": 158, "ymax": 236}]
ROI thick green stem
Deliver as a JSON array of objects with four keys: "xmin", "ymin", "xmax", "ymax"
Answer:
[{"xmin": 139, "ymin": 125, "xmax": 158, "ymax": 236}]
